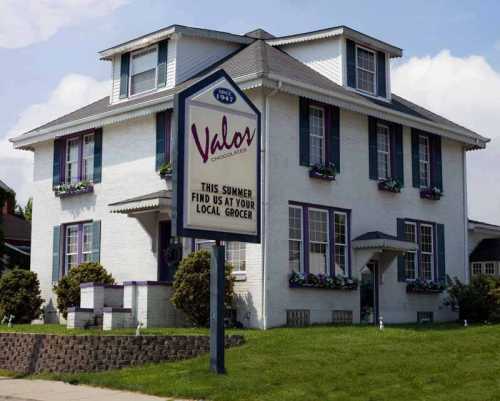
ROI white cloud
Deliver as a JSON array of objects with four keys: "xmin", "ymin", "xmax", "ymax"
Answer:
[
  {"xmin": 392, "ymin": 50, "xmax": 500, "ymax": 224},
  {"xmin": 1, "ymin": 74, "xmax": 110, "ymax": 204},
  {"xmin": 0, "ymin": 0, "xmax": 127, "ymax": 49}
]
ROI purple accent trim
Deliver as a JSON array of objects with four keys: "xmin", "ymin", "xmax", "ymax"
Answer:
[
  {"xmin": 123, "ymin": 281, "xmax": 172, "ymax": 286},
  {"xmin": 67, "ymin": 307, "xmax": 94, "ymax": 313},
  {"xmin": 103, "ymin": 307, "xmax": 132, "ymax": 313},
  {"xmin": 61, "ymin": 130, "xmax": 96, "ymax": 185},
  {"xmin": 303, "ymin": 206, "xmax": 309, "ymax": 274}
]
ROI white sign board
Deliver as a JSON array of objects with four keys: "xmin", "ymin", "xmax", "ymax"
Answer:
[{"xmin": 173, "ymin": 70, "xmax": 261, "ymax": 243}]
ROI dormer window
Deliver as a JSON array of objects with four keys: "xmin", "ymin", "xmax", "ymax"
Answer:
[
  {"xmin": 356, "ymin": 46, "xmax": 376, "ymax": 94},
  {"xmin": 130, "ymin": 46, "xmax": 158, "ymax": 96}
]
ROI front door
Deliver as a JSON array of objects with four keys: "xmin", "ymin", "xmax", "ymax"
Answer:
[
  {"xmin": 360, "ymin": 261, "xmax": 379, "ymax": 324},
  {"xmin": 158, "ymin": 221, "xmax": 182, "ymax": 282}
]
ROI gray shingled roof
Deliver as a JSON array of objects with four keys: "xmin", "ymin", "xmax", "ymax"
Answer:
[
  {"xmin": 108, "ymin": 190, "xmax": 171, "ymax": 206},
  {"xmin": 353, "ymin": 231, "xmax": 400, "ymax": 242},
  {"xmin": 21, "ymin": 40, "xmax": 483, "ymax": 142}
]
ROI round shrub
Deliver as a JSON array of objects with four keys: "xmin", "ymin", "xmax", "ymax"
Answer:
[
  {"xmin": 171, "ymin": 250, "xmax": 234, "ymax": 327},
  {"xmin": 53, "ymin": 262, "xmax": 115, "ymax": 318},
  {"xmin": 0, "ymin": 269, "xmax": 44, "ymax": 323}
]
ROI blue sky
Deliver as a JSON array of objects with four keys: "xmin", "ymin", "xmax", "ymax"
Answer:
[{"xmin": 1, "ymin": 0, "xmax": 499, "ymax": 222}]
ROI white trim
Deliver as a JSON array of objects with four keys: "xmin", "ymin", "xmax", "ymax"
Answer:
[
  {"xmin": 376, "ymin": 122, "xmax": 391, "ymax": 180},
  {"xmin": 308, "ymin": 104, "xmax": 326, "ymax": 165},
  {"xmin": 403, "ymin": 222, "xmax": 418, "ymax": 279},
  {"xmin": 333, "ymin": 211, "xmax": 348, "ymax": 276},
  {"xmin": 308, "ymin": 207, "xmax": 330, "ymax": 275},
  {"xmin": 420, "ymin": 223, "xmax": 434, "ymax": 281},
  {"xmin": 129, "ymin": 45, "xmax": 159, "ymax": 97},
  {"xmin": 355, "ymin": 45, "xmax": 376, "ymax": 95},
  {"xmin": 109, "ymin": 197, "xmax": 170, "ymax": 214},
  {"xmin": 352, "ymin": 238, "xmax": 418, "ymax": 252}
]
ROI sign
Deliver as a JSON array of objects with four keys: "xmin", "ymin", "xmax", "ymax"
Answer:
[{"xmin": 173, "ymin": 69, "xmax": 261, "ymax": 243}]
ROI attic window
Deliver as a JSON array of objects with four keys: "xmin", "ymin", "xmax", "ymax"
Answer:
[
  {"xmin": 130, "ymin": 46, "xmax": 158, "ymax": 95},
  {"xmin": 356, "ymin": 46, "xmax": 376, "ymax": 94}
]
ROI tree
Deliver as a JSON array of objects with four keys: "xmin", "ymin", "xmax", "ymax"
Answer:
[
  {"xmin": 0, "ymin": 269, "xmax": 44, "ymax": 323},
  {"xmin": 171, "ymin": 250, "xmax": 234, "ymax": 327},
  {"xmin": 53, "ymin": 262, "xmax": 115, "ymax": 318},
  {"xmin": 23, "ymin": 198, "xmax": 32, "ymax": 222}
]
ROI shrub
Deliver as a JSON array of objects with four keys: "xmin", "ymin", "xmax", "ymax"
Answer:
[
  {"xmin": 53, "ymin": 262, "xmax": 115, "ymax": 318},
  {"xmin": 444, "ymin": 275, "xmax": 500, "ymax": 322},
  {"xmin": 171, "ymin": 250, "xmax": 234, "ymax": 327},
  {"xmin": 0, "ymin": 269, "xmax": 44, "ymax": 323}
]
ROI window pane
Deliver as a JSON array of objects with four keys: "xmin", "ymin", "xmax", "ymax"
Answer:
[
  {"xmin": 485, "ymin": 263, "xmax": 495, "ymax": 275},
  {"xmin": 334, "ymin": 213, "xmax": 346, "ymax": 244},
  {"xmin": 65, "ymin": 225, "xmax": 79, "ymax": 271},
  {"xmin": 421, "ymin": 254, "xmax": 432, "ymax": 280},
  {"xmin": 83, "ymin": 135, "xmax": 94, "ymax": 181},
  {"xmin": 309, "ymin": 209, "xmax": 328, "ymax": 275},
  {"xmin": 309, "ymin": 106, "xmax": 324, "ymax": 165},
  {"xmin": 405, "ymin": 252, "xmax": 416, "ymax": 279},
  {"xmin": 289, "ymin": 207, "xmax": 303, "ymax": 272},
  {"xmin": 377, "ymin": 125, "xmax": 391, "ymax": 179},
  {"xmin": 195, "ymin": 239, "xmax": 215, "ymax": 251},
  {"xmin": 82, "ymin": 224, "xmax": 93, "ymax": 254},
  {"xmin": 66, "ymin": 139, "xmax": 80, "ymax": 184},
  {"xmin": 131, "ymin": 48, "xmax": 157, "ymax": 74},
  {"xmin": 334, "ymin": 213, "xmax": 347, "ymax": 276},
  {"xmin": 419, "ymin": 135, "xmax": 430, "ymax": 188},
  {"xmin": 226, "ymin": 242, "xmax": 246, "ymax": 272},
  {"xmin": 472, "ymin": 263, "xmax": 482, "ymax": 275},
  {"xmin": 420, "ymin": 225, "xmax": 433, "ymax": 253},
  {"xmin": 357, "ymin": 69, "xmax": 375, "ymax": 93},
  {"xmin": 357, "ymin": 48, "xmax": 375, "ymax": 71}
]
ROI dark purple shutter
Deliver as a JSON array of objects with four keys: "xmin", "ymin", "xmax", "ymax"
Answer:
[
  {"xmin": 119, "ymin": 53, "xmax": 130, "ymax": 99},
  {"xmin": 431, "ymin": 135, "xmax": 443, "ymax": 192},
  {"xmin": 411, "ymin": 129, "xmax": 420, "ymax": 188},
  {"xmin": 157, "ymin": 40, "xmax": 168, "ymax": 88},
  {"xmin": 397, "ymin": 218, "xmax": 406, "ymax": 282},
  {"xmin": 377, "ymin": 51, "xmax": 386, "ymax": 98},
  {"xmin": 93, "ymin": 128, "xmax": 102, "ymax": 183},
  {"xmin": 327, "ymin": 105, "xmax": 340, "ymax": 172},
  {"xmin": 368, "ymin": 117, "xmax": 378, "ymax": 180},
  {"xmin": 346, "ymin": 39, "xmax": 356, "ymax": 88},
  {"xmin": 52, "ymin": 225, "xmax": 62, "ymax": 282},
  {"xmin": 156, "ymin": 111, "xmax": 167, "ymax": 171},
  {"xmin": 299, "ymin": 97, "xmax": 310, "ymax": 166},
  {"xmin": 393, "ymin": 123, "xmax": 404, "ymax": 186},
  {"xmin": 53, "ymin": 139, "xmax": 63, "ymax": 187},
  {"xmin": 436, "ymin": 224, "xmax": 445, "ymax": 283}
]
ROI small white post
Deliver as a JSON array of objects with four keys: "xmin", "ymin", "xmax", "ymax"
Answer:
[
  {"xmin": 7, "ymin": 315, "xmax": 15, "ymax": 328},
  {"xmin": 464, "ymin": 319, "xmax": 468, "ymax": 328},
  {"xmin": 379, "ymin": 316, "xmax": 384, "ymax": 331},
  {"xmin": 135, "ymin": 321, "xmax": 143, "ymax": 336}
]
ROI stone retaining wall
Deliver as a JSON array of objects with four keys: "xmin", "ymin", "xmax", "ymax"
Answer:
[{"xmin": 0, "ymin": 333, "xmax": 244, "ymax": 373}]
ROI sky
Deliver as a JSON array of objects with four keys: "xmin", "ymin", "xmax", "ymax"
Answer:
[{"xmin": 0, "ymin": 0, "xmax": 499, "ymax": 223}]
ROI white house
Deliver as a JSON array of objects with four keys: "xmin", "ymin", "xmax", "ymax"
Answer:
[{"xmin": 11, "ymin": 24, "xmax": 490, "ymax": 329}]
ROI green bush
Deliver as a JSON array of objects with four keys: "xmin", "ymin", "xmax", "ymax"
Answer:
[
  {"xmin": 0, "ymin": 269, "xmax": 44, "ymax": 323},
  {"xmin": 53, "ymin": 262, "xmax": 115, "ymax": 318},
  {"xmin": 171, "ymin": 250, "xmax": 234, "ymax": 327},
  {"xmin": 445, "ymin": 275, "xmax": 500, "ymax": 322}
]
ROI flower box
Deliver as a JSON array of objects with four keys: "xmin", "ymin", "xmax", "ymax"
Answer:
[
  {"xmin": 159, "ymin": 162, "xmax": 173, "ymax": 179},
  {"xmin": 420, "ymin": 187, "xmax": 442, "ymax": 200},
  {"xmin": 378, "ymin": 178, "xmax": 402, "ymax": 193},
  {"xmin": 289, "ymin": 271, "xmax": 358, "ymax": 291},
  {"xmin": 54, "ymin": 181, "xmax": 94, "ymax": 198},
  {"xmin": 309, "ymin": 163, "xmax": 336, "ymax": 181},
  {"xmin": 406, "ymin": 279, "xmax": 445, "ymax": 294}
]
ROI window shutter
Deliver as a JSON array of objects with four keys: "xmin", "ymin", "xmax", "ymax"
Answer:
[
  {"xmin": 157, "ymin": 40, "xmax": 168, "ymax": 88},
  {"xmin": 93, "ymin": 128, "xmax": 103, "ymax": 183},
  {"xmin": 376, "ymin": 51, "xmax": 386, "ymax": 98},
  {"xmin": 431, "ymin": 135, "xmax": 443, "ymax": 192},
  {"xmin": 119, "ymin": 53, "xmax": 130, "ymax": 99},
  {"xmin": 52, "ymin": 225, "xmax": 62, "ymax": 282},
  {"xmin": 436, "ymin": 224, "xmax": 446, "ymax": 283},
  {"xmin": 397, "ymin": 218, "xmax": 406, "ymax": 282},
  {"xmin": 156, "ymin": 111, "xmax": 167, "ymax": 171},
  {"xmin": 91, "ymin": 220, "xmax": 101, "ymax": 263},
  {"xmin": 393, "ymin": 124, "xmax": 404, "ymax": 186},
  {"xmin": 411, "ymin": 129, "xmax": 420, "ymax": 188},
  {"xmin": 327, "ymin": 105, "xmax": 341, "ymax": 172},
  {"xmin": 299, "ymin": 97, "xmax": 310, "ymax": 166},
  {"xmin": 346, "ymin": 39, "xmax": 356, "ymax": 88},
  {"xmin": 53, "ymin": 139, "xmax": 63, "ymax": 187},
  {"xmin": 368, "ymin": 117, "xmax": 378, "ymax": 180}
]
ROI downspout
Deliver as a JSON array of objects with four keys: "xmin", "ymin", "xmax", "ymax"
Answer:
[
  {"xmin": 463, "ymin": 149, "xmax": 469, "ymax": 283},
  {"xmin": 261, "ymin": 80, "xmax": 282, "ymax": 329}
]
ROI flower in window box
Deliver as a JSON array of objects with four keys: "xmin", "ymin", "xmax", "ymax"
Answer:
[
  {"xmin": 288, "ymin": 271, "xmax": 358, "ymax": 290},
  {"xmin": 406, "ymin": 278, "xmax": 445, "ymax": 294},
  {"xmin": 159, "ymin": 162, "xmax": 173, "ymax": 179},
  {"xmin": 378, "ymin": 177, "xmax": 402, "ymax": 193},
  {"xmin": 309, "ymin": 162, "xmax": 336, "ymax": 181},
  {"xmin": 54, "ymin": 180, "xmax": 93, "ymax": 198},
  {"xmin": 420, "ymin": 187, "xmax": 443, "ymax": 200}
]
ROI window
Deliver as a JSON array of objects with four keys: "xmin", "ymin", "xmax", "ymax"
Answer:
[
  {"xmin": 472, "ymin": 263, "xmax": 482, "ymax": 275},
  {"xmin": 334, "ymin": 212, "xmax": 348, "ymax": 276},
  {"xmin": 356, "ymin": 46, "xmax": 376, "ymax": 94},
  {"xmin": 377, "ymin": 123, "xmax": 391, "ymax": 179},
  {"xmin": 64, "ymin": 133, "xmax": 95, "ymax": 184},
  {"xmin": 404, "ymin": 222, "xmax": 417, "ymax": 280},
  {"xmin": 288, "ymin": 204, "xmax": 350, "ymax": 277},
  {"xmin": 308, "ymin": 209, "xmax": 329, "ymax": 275},
  {"xmin": 309, "ymin": 105, "xmax": 325, "ymax": 166},
  {"xmin": 226, "ymin": 242, "xmax": 246, "ymax": 272},
  {"xmin": 420, "ymin": 224, "xmax": 434, "ymax": 281},
  {"xmin": 419, "ymin": 135, "xmax": 430, "ymax": 188},
  {"xmin": 289, "ymin": 206, "xmax": 303, "ymax": 272},
  {"xmin": 485, "ymin": 263, "xmax": 496, "ymax": 276},
  {"xmin": 64, "ymin": 222, "xmax": 93, "ymax": 273},
  {"xmin": 130, "ymin": 46, "xmax": 157, "ymax": 95}
]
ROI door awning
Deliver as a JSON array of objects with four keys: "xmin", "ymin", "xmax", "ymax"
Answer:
[
  {"xmin": 352, "ymin": 231, "xmax": 417, "ymax": 252},
  {"xmin": 109, "ymin": 190, "xmax": 171, "ymax": 214}
]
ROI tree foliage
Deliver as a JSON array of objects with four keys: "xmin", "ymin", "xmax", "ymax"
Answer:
[
  {"xmin": 171, "ymin": 250, "xmax": 234, "ymax": 327},
  {"xmin": 0, "ymin": 269, "xmax": 44, "ymax": 323},
  {"xmin": 53, "ymin": 262, "xmax": 115, "ymax": 318}
]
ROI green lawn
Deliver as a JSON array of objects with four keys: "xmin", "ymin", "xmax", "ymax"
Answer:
[{"xmin": 4, "ymin": 324, "xmax": 500, "ymax": 401}]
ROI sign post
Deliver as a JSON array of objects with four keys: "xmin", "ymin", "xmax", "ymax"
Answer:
[{"xmin": 172, "ymin": 69, "xmax": 261, "ymax": 374}]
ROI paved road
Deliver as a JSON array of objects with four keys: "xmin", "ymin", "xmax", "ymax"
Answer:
[{"xmin": 0, "ymin": 377, "xmax": 195, "ymax": 401}]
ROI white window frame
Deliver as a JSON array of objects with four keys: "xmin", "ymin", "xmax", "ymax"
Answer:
[
  {"xmin": 404, "ymin": 222, "xmax": 418, "ymax": 280},
  {"xmin": 308, "ymin": 208, "xmax": 330, "ymax": 275},
  {"xmin": 485, "ymin": 262, "xmax": 496, "ymax": 276},
  {"xmin": 355, "ymin": 45, "xmax": 377, "ymax": 95},
  {"xmin": 288, "ymin": 205, "xmax": 304, "ymax": 272},
  {"xmin": 226, "ymin": 242, "xmax": 246, "ymax": 273},
  {"xmin": 471, "ymin": 262, "xmax": 482, "ymax": 276},
  {"xmin": 65, "ymin": 138, "xmax": 80, "ymax": 185},
  {"xmin": 376, "ymin": 123, "xmax": 391, "ymax": 180},
  {"xmin": 334, "ymin": 211, "xmax": 348, "ymax": 277},
  {"xmin": 308, "ymin": 105, "xmax": 326, "ymax": 166},
  {"xmin": 194, "ymin": 239, "xmax": 247, "ymax": 273},
  {"xmin": 419, "ymin": 135, "xmax": 431, "ymax": 188},
  {"xmin": 420, "ymin": 223, "xmax": 434, "ymax": 281},
  {"xmin": 129, "ymin": 45, "xmax": 158, "ymax": 97},
  {"xmin": 81, "ymin": 222, "xmax": 93, "ymax": 264},
  {"xmin": 82, "ymin": 133, "xmax": 95, "ymax": 182},
  {"xmin": 64, "ymin": 224, "xmax": 79, "ymax": 272}
]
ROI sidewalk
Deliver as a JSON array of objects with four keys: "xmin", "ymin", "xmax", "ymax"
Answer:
[{"xmin": 0, "ymin": 377, "xmax": 197, "ymax": 401}]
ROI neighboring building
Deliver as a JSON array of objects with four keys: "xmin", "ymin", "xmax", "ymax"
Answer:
[
  {"xmin": 468, "ymin": 220, "xmax": 500, "ymax": 278},
  {"xmin": 0, "ymin": 180, "xmax": 31, "ymax": 272},
  {"xmin": 11, "ymin": 24, "xmax": 490, "ymax": 328}
]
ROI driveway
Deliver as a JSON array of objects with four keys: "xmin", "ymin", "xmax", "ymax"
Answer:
[{"xmin": 0, "ymin": 377, "xmax": 196, "ymax": 401}]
